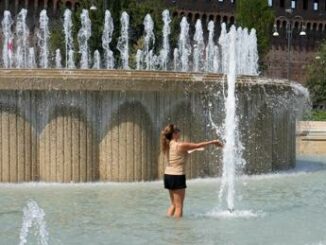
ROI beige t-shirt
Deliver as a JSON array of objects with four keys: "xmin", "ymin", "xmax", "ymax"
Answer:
[{"xmin": 164, "ymin": 140, "xmax": 188, "ymax": 175}]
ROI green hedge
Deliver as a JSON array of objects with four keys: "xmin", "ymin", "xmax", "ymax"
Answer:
[{"xmin": 303, "ymin": 110, "xmax": 326, "ymax": 121}]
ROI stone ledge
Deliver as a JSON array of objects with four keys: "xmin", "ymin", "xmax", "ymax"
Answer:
[{"xmin": 0, "ymin": 69, "xmax": 293, "ymax": 92}]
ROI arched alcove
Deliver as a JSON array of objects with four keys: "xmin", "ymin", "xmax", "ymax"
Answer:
[
  {"xmin": 0, "ymin": 103, "xmax": 36, "ymax": 182},
  {"xmin": 39, "ymin": 106, "xmax": 97, "ymax": 182},
  {"xmin": 99, "ymin": 101, "xmax": 155, "ymax": 182}
]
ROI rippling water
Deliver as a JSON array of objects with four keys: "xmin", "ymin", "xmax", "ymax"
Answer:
[{"xmin": 0, "ymin": 155, "xmax": 325, "ymax": 245}]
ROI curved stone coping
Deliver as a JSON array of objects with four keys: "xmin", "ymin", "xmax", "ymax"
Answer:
[{"xmin": 0, "ymin": 69, "xmax": 292, "ymax": 91}]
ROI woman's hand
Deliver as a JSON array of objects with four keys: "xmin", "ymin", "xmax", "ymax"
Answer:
[{"xmin": 212, "ymin": 139, "xmax": 224, "ymax": 148}]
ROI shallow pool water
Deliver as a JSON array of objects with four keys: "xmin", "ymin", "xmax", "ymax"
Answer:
[{"xmin": 1, "ymin": 155, "xmax": 326, "ymax": 245}]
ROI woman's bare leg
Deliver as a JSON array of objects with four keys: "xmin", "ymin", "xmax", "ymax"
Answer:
[
  {"xmin": 172, "ymin": 189, "xmax": 185, "ymax": 218},
  {"xmin": 167, "ymin": 190, "xmax": 175, "ymax": 217}
]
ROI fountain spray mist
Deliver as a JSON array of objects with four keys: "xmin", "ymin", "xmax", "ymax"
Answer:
[
  {"xmin": 102, "ymin": 10, "xmax": 114, "ymax": 69},
  {"xmin": 78, "ymin": 9, "xmax": 91, "ymax": 69},
  {"xmin": 55, "ymin": 49, "xmax": 62, "ymax": 68},
  {"xmin": 19, "ymin": 200, "xmax": 48, "ymax": 245},
  {"xmin": 117, "ymin": 12, "xmax": 130, "ymax": 70},
  {"xmin": 193, "ymin": 19, "xmax": 205, "ymax": 72},
  {"xmin": 15, "ymin": 9, "xmax": 29, "ymax": 68},
  {"xmin": 143, "ymin": 14, "xmax": 155, "ymax": 70},
  {"xmin": 64, "ymin": 9, "xmax": 74, "ymax": 68},
  {"xmin": 38, "ymin": 10, "xmax": 50, "ymax": 68},
  {"xmin": 159, "ymin": 10, "xmax": 171, "ymax": 70},
  {"xmin": 178, "ymin": 17, "xmax": 191, "ymax": 72},
  {"xmin": 1, "ymin": 11, "xmax": 14, "ymax": 68},
  {"xmin": 218, "ymin": 26, "xmax": 246, "ymax": 211}
]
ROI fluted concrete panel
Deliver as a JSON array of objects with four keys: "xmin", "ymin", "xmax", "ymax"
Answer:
[
  {"xmin": 0, "ymin": 103, "xmax": 35, "ymax": 182},
  {"xmin": 0, "ymin": 70, "xmax": 302, "ymax": 182},
  {"xmin": 39, "ymin": 107, "xmax": 96, "ymax": 182},
  {"xmin": 100, "ymin": 99, "xmax": 155, "ymax": 182}
]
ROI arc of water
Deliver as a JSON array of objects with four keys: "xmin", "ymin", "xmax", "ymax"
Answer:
[
  {"xmin": 37, "ymin": 10, "xmax": 50, "ymax": 68},
  {"xmin": 102, "ymin": 10, "xmax": 114, "ymax": 69},
  {"xmin": 78, "ymin": 9, "xmax": 92, "ymax": 69},
  {"xmin": 117, "ymin": 11, "xmax": 130, "ymax": 70},
  {"xmin": 193, "ymin": 19, "xmax": 205, "ymax": 72},
  {"xmin": 1, "ymin": 10, "xmax": 14, "ymax": 68},
  {"xmin": 15, "ymin": 9, "xmax": 29, "ymax": 68},
  {"xmin": 19, "ymin": 200, "xmax": 49, "ymax": 245},
  {"xmin": 159, "ymin": 9, "xmax": 171, "ymax": 70},
  {"xmin": 64, "ymin": 9, "xmax": 74, "ymax": 69}
]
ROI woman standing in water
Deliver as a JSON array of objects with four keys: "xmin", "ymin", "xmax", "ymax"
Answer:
[{"xmin": 161, "ymin": 124, "xmax": 223, "ymax": 218}]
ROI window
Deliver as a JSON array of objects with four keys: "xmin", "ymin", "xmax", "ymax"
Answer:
[
  {"xmin": 218, "ymin": 0, "xmax": 223, "ymax": 2},
  {"xmin": 280, "ymin": 0, "xmax": 285, "ymax": 8},
  {"xmin": 291, "ymin": 0, "xmax": 296, "ymax": 9},
  {"xmin": 303, "ymin": 0, "xmax": 308, "ymax": 10},
  {"xmin": 268, "ymin": 0, "xmax": 272, "ymax": 6},
  {"xmin": 313, "ymin": 0, "xmax": 319, "ymax": 10}
]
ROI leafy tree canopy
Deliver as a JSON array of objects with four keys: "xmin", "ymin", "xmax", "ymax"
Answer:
[
  {"xmin": 306, "ymin": 41, "xmax": 326, "ymax": 104},
  {"xmin": 236, "ymin": 0, "xmax": 275, "ymax": 66}
]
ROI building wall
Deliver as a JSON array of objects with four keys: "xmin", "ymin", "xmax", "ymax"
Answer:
[{"xmin": 165, "ymin": 0, "xmax": 326, "ymax": 84}]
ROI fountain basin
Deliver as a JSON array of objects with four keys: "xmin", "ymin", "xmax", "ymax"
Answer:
[{"xmin": 0, "ymin": 69, "xmax": 298, "ymax": 182}]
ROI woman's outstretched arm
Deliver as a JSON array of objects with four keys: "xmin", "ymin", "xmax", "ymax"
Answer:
[{"xmin": 178, "ymin": 140, "xmax": 223, "ymax": 152}]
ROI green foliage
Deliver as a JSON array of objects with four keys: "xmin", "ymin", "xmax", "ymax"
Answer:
[
  {"xmin": 306, "ymin": 41, "xmax": 326, "ymax": 105},
  {"xmin": 48, "ymin": 0, "xmax": 179, "ymax": 68},
  {"xmin": 236, "ymin": 0, "xmax": 275, "ymax": 66},
  {"xmin": 303, "ymin": 110, "xmax": 326, "ymax": 121}
]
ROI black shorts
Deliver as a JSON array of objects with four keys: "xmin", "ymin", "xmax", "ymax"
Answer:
[{"xmin": 164, "ymin": 174, "xmax": 187, "ymax": 190}]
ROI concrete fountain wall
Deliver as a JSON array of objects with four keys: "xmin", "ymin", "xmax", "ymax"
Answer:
[{"xmin": 0, "ymin": 69, "xmax": 297, "ymax": 182}]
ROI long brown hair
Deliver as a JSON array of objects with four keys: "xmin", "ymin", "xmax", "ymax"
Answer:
[{"xmin": 160, "ymin": 124, "xmax": 179, "ymax": 155}]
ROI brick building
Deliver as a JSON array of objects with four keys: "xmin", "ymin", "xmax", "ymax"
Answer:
[{"xmin": 165, "ymin": 0, "xmax": 326, "ymax": 83}]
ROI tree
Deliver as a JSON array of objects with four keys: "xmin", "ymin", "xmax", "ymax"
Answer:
[
  {"xmin": 236, "ymin": 0, "xmax": 275, "ymax": 67},
  {"xmin": 48, "ymin": 0, "xmax": 179, "ymax": 68},
  {"xmin": 306, "ymin": 41, "xmax": 326, "ymax": 105}
]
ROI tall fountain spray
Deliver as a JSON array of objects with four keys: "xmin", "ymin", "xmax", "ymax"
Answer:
[
  {"xmin": 236, "ymin": 27, "xmax": 246, "ymax": 75},
  {"xmin": 27, "ymin": 48, "xmax": 36, "ymax": 68},
  {"xmin": 64, "ymin": 9, "xmax": 74, "ymax": 68},
  {"xmin": 102, "ymin": 10, "xmax": 114, "ymax": 69},
  {"xmin": 15, "ymin": 9, "xmax": 29, "ymax": 68},
  {"xmin": 218, "ymin": 23, "xmax": 228, "ymax": 74},
  {"xmin": 218, "ymin": 26, "xmax": 246, "ymax": 211},
  {"xmin": 142, "ymin": 14, "xmax": 155, "ymax": 70},
  {"xmin": 159, "ymin": 10, "xmax": 171, "ymax": 70},
  {"xmin": 1, "ymin": 11, "xmax": 14, "ymax": 68},
  {"xmin": 55, "ymin": 49, "xmax": 62, "ymax": 68},
  {"xmin": 205, "ymin": 21, "xmax": 217, "ymax": 73},
  {"xmin": 37, "ymin": 10, "xmax": 50, "ymax": 68},
  {"xmin": 136, "ymin": 49, "xmax": 142, "ymax": 70},
  {"xmin": 67, "ymin": 50, "xmax": 75, "ymax": 69},
  {"xmin": 193, "ymin": 19, "xmax": 205, "ymax": 72},
  {"xmin": 178, "ymin": 17, "xmax": 191, "ymax": 72},
  {"xmin": 117, "ymin": 12, "xmax": 130, "ymax": 70},
  {"xmin": 19, "ymin": 200, "xmax": 48, "ymax": 245},
  {"xmin": 78, "ymin": 9, "xmax": 91, "ymax": 69},
  {"xmin": 248, "ymin": 29, "xmax": 259, "ymax": 75},
  {"xmin": 93, "ymin": 50, "xmax": 101, "ymax": 69},
  {"xmin": 173, "ymin": 48, "xmax": 179, "ymax": 71}
]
